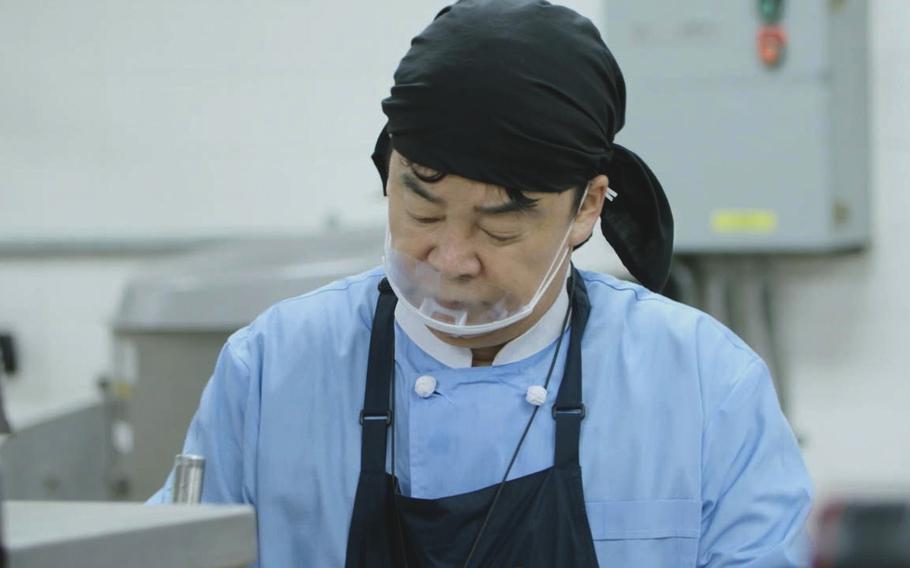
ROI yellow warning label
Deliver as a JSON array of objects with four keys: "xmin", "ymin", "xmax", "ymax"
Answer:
[
  {"xmin": 111, "ymin": 380, "xmax": 134, "ymax": 400},
  {"xmin": 711, "ymin": 209, "xmax": 778, "ymax": 234}
]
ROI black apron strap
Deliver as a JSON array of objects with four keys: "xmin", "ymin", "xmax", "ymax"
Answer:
[
  {"xmin": 553, "ymin": 268, "xmax": 591, "ymax": 469},
  {"xmin": 359, "ymin": 278, "xmax": 398, "ymax": 474}
]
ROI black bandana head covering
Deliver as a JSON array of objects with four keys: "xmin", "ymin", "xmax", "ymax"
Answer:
[{"xmin": 372, "ymin": 0, "xmax": 674, "ymax": 292}]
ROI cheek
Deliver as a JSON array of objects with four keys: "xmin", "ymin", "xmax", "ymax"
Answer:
[
  {"xmin": 387, "ymin": 202, "xmax": 432, "ymax": 256},
  {"xmin": 481, "ymin": 222, "xmax": 571, "ymax": 296},
  {"xmin": 478, "ymin": 243, "xmax": 551, "ymax": 296},
  {"xmin": 390, "ymin": 228, "xmax": 432, "ymax": 260}
]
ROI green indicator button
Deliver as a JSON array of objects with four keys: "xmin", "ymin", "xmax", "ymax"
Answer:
[{"xmin": 758, "ymin": 0, "xmax": 784, "ymax": 24}]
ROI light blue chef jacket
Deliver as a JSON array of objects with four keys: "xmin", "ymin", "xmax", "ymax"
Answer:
[{"xmin": 150, "ymin": 267, "xmax": 813, "ymax": 567}]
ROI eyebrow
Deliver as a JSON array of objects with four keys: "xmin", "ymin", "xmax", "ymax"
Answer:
[
  {"xmin": 475, "ymin": 200, "xmax": 538, "ymax": 216},
  {"xmin": 401, "ymin": 172, "xmax": 444, "ymax": 204},
  {"xmin": 400, "ymin": 171, "xmax": 538, "ymax": 216}
]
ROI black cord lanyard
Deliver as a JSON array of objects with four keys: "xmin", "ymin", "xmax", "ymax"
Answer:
[{"xmin": 461, "ymin": 276, "xmax": 575, "ymax": 568}]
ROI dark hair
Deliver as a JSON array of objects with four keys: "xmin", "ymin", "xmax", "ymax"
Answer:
[{"xmin": 386, "ymin": 139, "xmax": 586, "ymax": 214}]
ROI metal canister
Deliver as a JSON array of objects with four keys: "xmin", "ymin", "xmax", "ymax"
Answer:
[{"xmin": 171, "ymin": 454, "xmax": 205, "ymax": 504}]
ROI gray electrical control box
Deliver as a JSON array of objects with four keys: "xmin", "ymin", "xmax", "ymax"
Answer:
[{"xmin": 605, "ymin": 0, "xmax": 869, "ymax": 253}]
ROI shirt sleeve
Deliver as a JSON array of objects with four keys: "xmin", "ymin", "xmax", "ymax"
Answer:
[
  {"xmin": 146, "ymin": 335, "xmax": 259, "ymax": 505},
  {"xmin": 698, "ymin": 358, "xmax": 814, "ymax": 567}
]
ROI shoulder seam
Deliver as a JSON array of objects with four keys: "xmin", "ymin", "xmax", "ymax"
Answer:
[
  {"xmin": 225, "ymin": 332, "xmax": 254, "ymax": 376},
  {"xmin": 583, "ymin": 273, "xmax": 756, "ymax": 358},
  {"xmin": 582, "ymin": 273, "xmax": 672, "ymax": 306},
  {"xmin": 702, "ymin": 356, "xmax": 766, "ymax": 435}
]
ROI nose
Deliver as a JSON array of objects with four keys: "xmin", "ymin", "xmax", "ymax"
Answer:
[{"xmin": 426, "ymin": 229, "xmax": 482, "ymax": 280}]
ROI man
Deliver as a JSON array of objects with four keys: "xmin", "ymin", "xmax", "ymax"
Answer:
[{"xmin": 151, "ymin": 0, "xmax": 813, "ymax": 565}]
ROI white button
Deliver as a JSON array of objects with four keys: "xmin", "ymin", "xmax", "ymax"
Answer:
[
  {"xmin": 525, "ymin": 385, "xmax": 548, "ymax": 406},
  {"xmin": 414, "ymin": 375, "xmax": 437, "ymax": 398}
]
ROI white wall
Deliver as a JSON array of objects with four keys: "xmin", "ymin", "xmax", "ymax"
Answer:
[
  {"xmin": 0, "ymin": 0, "xmax": 431, "ymax": 240},
  {"xmin": 1, "ymin": 0, "xmax": 907, "ymax": 500},
  {"xmin": 0, "ymin": 257, "xmax": 142, "ymax": 420}
]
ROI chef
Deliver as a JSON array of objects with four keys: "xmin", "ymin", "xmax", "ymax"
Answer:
[{"xmin": 151, "ymin": 1, "xmax": 813, "ymax": 566}]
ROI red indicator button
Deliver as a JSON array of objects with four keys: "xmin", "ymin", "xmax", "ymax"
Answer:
[{"xmin": 757, "ymin": 25, "xmax": 787, "ymax": 68}]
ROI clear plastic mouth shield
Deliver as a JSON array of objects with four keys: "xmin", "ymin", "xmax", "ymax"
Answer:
[{"xmin": 383, "ymin": 188, "xmax": 587, "ymax": 338}]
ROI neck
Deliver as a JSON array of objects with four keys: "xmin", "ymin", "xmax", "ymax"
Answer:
[{"xmin": 471, "ymin": 345, "xmax": 503, "ymax": 367}]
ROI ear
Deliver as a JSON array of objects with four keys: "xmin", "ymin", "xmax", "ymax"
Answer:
[{"xmin": 569, "ymin": 174, "xmax": 608, "ymax": 247}]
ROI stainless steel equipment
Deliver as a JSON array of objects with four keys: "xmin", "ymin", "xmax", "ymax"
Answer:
[
  {"xmin": 3, "ymin": 500, "xmax": 256, "ymax": 568},
  {"xmin": 0, "ymin": 399, "xmax": 113, "ymax": 501},
  {"xmin": 111, "ymin": 228, "xmax": 384, "ymax": 500},
  {"xmin": 171, "ymin": 454, "xmax": 205, "ymax": 504}
]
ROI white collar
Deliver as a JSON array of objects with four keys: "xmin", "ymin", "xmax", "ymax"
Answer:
[{"xmin": 394, "ymin": 272, "xmax": 571, "ymax": 368}]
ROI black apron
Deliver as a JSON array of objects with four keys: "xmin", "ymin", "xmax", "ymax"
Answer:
[{"xmin": 345, "ymin": 271, "xmax": 598, "ymax": 568}]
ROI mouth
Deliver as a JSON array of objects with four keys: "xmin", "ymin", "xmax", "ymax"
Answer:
[{"xmin": 434, "ymin": 298, "xmax": 468, "ymax": 311}]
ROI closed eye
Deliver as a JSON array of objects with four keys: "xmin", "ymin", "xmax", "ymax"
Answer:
[
  {"xmin": 483, "ymin": 229, "xmax": 519, "ymax": 243},
  {"xmin": 410, "ymin": 214, "xmax": 443, "ymax": 224}
]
